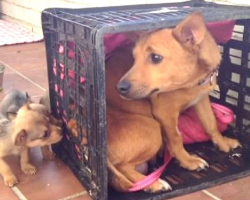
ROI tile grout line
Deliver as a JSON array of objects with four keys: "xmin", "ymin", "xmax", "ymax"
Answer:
[
  {"xmin": 57, "ymin": 191, "xmax": 88, "ymax": 200},
  {"xmin": 11, "ymin": 186, "xmax": 28, "ymax": 200},
  {"xmin": 0, "ymin": 60, "xmax": 46, "ymax": 91},
  {"xmin": 202, "ymin": 190, "xmax": 222, "ymax": 200},
  {"xmin": 0, "ymin": 48, "xmax": 45, "ymax": 56}
]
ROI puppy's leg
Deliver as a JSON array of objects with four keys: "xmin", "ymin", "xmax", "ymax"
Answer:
[
  {"xmin": 152, "ymin": 101, "xmax": 208, "ymax": 171},
  {"xmin": 20, "ymin": 148, "xmax": 36, "ymax": 175},
  {"xmin": 41, "ymin": 145, "xmax": 55, "ymax": 160},
  {"xmin": 0, "ymin": 158, "xmax": 18, "ymax": 187},
  {"xmin": 118, "ymin": 165, "xmax": 171, "ymax": 193},
  {"xmin": 194, "ymin": 95, "xmax": 241, "ymax": 152}
]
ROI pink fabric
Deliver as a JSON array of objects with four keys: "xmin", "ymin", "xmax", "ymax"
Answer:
[
  {"xmin": 207, "ymin": 20, "xmax": 235, "ymax": 44},
  {"xmin": 104, "ymin": 33, "xmax": 133, "ymax": 57},
  {"xmin": 129, "ymin": 150, "xmax": 172, "ymax": 192},
  {"xmin": 180, "ymin": 103, "xmax": 233, "ymax": 144}
]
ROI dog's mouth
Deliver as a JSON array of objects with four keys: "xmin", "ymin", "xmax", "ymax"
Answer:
[
  {"xmin": 149, "ymin": 88, "xmax": 160, "ymax": 96},
  {"xmin": 120, "ymin": 88, "xmax": 160, "ymax": 100}
]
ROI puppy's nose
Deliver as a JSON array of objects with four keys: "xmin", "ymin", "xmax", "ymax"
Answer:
[{"xmin": 116, "ymin": 81, "xmax": 131, "ymax": 95}]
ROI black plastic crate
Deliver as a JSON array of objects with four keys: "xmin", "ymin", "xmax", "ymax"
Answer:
[{"xmin": 42, "ymin": 1, "xmax": 250, "ymax": 199}]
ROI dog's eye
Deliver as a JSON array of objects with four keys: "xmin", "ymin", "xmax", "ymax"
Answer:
[
  {"xmin": 150, "ymin": 53, "xmax": 163, "ymax": 64},
  {"xmin": 43, "ymin": 131, "xmax": 48, "ymax": 138}
]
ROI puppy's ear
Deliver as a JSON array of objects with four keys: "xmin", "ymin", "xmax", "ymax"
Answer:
[
  {"xmin": 23, "ymin": 100, "xmax": 32, "ymax": 110},
  {"xmin": 172, "ymin": 12, "xmax": 206, "ymax": 45},
  {"xmin": 25, "ymin": 92, "xmax": 30, "ymax": 99},
  {"xmin": 14, "ymin": 129, "xmax": 28, "ymax": 146},
  {"xmin": 6, "ymin": 111, "xmax": 17, "ymax": 121}
]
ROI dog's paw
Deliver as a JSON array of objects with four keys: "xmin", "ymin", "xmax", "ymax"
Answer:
[
  {"xmin": 144, "ymin": 179, "xmax": 172, "ymax": 193},
  {"xmin": 4, "ymin": 174, "xmax": 18, "ymax": 187},
  {"xmin": 180, "ymin": 155, "xmax": 209, "ymax": 171},
  {"xmin": 21, "ymin": 163, "xmax": 37, "ymax": 175},
  {"xmin": 215, "ymin": 137, "xmax": 241, "ymax": 153},
  {"xmin": 43, "ymin": 151, "xmax": 56, "ymax": 161}
]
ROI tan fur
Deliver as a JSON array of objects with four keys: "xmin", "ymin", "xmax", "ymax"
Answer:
[
  {"xmin": 0, "ymin": 103, "xmax": 62, "ymax": 187},
  {"xmin": 107, "ymin": 12, "xmax": 240, "ymax": 191}
]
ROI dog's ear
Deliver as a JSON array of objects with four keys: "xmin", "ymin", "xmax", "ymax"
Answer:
[
  {"xmin": 25, "ymin": 92, "xmax": 30, "ymax": 99},
  {"xmin": 172, "ymin": 12, "xmax": 206, "ymax": 45},
  {"xmin": 23, "ymin": 100, "xmax": 32, "ymax": 110},
  {"xmin": 14, "ymin": 129, "xmax": 28, "ymax": 146},
  {"xmin": 6, "ymin": 111, "xmax": 17, "ymax": 121}
]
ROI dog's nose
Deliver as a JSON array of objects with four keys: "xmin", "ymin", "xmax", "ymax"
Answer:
[{"xmin": 116, "ymin": 81, "xmax": 131, "ymax": 95}]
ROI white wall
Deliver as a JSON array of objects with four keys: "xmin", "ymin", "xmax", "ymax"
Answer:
[{"xmin": 0, "ymin": 0, "xmax": 249, "ymax": 36}]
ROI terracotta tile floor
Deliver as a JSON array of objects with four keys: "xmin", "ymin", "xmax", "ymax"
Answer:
[{"xmin": 0, "ymin": 42, "xmax": 249, "ymax": 200}]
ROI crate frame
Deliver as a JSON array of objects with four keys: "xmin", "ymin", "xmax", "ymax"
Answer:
[{"xmin": 42, "ymin": 1, "xmax": 250, "ymax": 200}]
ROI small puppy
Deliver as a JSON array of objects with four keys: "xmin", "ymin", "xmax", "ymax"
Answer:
[
  {"xmin": 0, "ymin": 103, "xmax": 62, "ymax": 187},
  {"xmin": 1, "ymin": 89, "xmax": 62, "ymax": 160},
  {"xmin": 0, "ymin": 89, "xmax": 30, "ymax": 120}
]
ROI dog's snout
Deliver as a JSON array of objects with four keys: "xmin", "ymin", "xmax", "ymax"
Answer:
[{"xmin": 117, "ymin": 81, "xmax": 131, "ymax": 95}]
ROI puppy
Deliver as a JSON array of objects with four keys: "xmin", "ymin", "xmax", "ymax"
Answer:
[
  {"xmin": 106, "ymin": 46, "xmax": 169, "ymax": 193},
  {"xmin": 116, "ymin": 12, "xmax": 241, "ymax": 171},
  {"xmin": 1, "ymin": 90, "xmax": 62, "ymax": 160},
  {"xmin": 0, "ymin": 89, "xmax": 30, "ymax": 120},
  {"xmin": 0, "ymin": 103, "xmax": 62, "ymax": 187}
]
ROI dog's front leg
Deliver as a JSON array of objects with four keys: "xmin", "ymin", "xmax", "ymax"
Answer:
[
  {"xmin": 152, "ymin": 99, "xmax": 208, "ymax": 171},
  {"xmin": 194, "ymin": 94, "xmax": 241, "ymax": 152},
  {"xmin": 20, "ymin": 148, "xmax": 37, "ymax": 175},
  {"xmin": 0, "ymin": 158, "xmax": 18, "ymax": 187}
]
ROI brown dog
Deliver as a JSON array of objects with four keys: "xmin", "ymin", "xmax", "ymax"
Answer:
[
  {"xmin": 106, "ymin": 46, "xmax": 170, "ymax": 193},
  {"xmin": 107, "ymin": 12, "xmax": 241, "ymax": 193},
  {"xmin": 116, "ymin": 12, "xmax": 241, "ymax": 171},
  {"xmin": 0, "ymin": 103, "xmax": 62, "ymax": 187}
]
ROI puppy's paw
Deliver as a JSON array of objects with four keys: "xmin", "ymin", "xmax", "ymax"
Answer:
[
  {"xmin": 180, "ymin": 155, "xmax": 209, "ymax": 171},
  {"xmin": 43, "ymin": 151, "xmax": 56, "ymax": 161},
  {"xmin": 21, "ymin": 163, "xmax": 37, "ymax": 175},
  {"xmin": 215, "ymin": 137, "xmax": 241, "ymax": 153},
  {"xmin": 144, "ymin": 179, "xmax": 172, "ymax": 193},
  {"xmin": 4, "ymin": 174, "xmax": 18, "ymax": 187}
]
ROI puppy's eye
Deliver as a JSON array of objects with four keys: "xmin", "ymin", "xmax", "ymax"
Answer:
[
  {"xmin": 43, "ymin": 131, "xmax": 49, "ymax": 138},
  {"xmin": 150, "ymin": 53, "xmax": 163, "ymax": 64}
]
